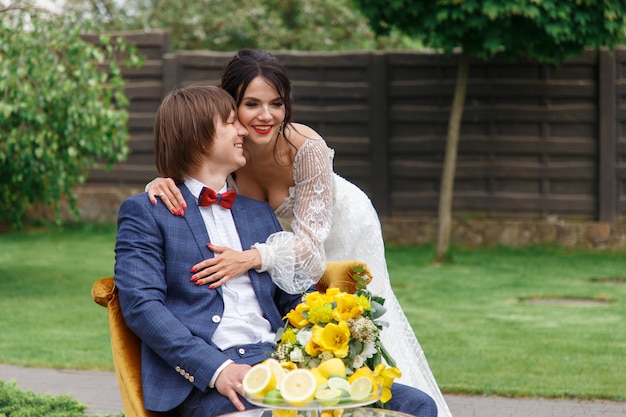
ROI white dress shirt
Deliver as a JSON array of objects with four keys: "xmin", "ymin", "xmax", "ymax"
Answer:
[{"xmin": 185, "ymin": 178, "xmax": 275, "ymax": 386}]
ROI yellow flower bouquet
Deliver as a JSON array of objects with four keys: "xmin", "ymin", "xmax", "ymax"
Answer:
[{"xmin": 273, "ymin": 283, "xmax": 401, "ymax": 407}]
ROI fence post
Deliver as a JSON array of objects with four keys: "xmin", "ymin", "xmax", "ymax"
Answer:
[
  {"xmin": 162, "ymin": 53, "xmax": 178, "ymax": 98},
  {"xmin": 369, "ymin": 52, "xmax": 390, "ymax": 216},
  {"xmin": 598, "ymin": 48, "xmax": 617, "ymax": 222}
]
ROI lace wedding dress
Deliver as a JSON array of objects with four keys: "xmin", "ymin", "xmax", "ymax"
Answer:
[{"xmin": 249, "ymin": 137, "xmax": 452, "ymax": 417}]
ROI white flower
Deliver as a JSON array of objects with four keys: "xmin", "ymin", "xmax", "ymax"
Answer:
[
  {"xmin": 296, "ymin": 328, "xmax": 312, "ymax": 346},
  {"xmin": 352, "ymin": 355, "xmax": 365, "ymax": 369},
  {"xmin": 290, "ymin": 346, "xmax": 305, "ymax": 363},
  {"xmin": 353, "ymin": 341, "xmax": 377, "ymax": 369},
  {"xmin": 361, "ymin": 341, "xmax": 377, "ymax": 359}
]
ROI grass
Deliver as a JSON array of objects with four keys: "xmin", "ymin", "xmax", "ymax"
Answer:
[
  {"xmin": 387, "ymin": 245, "xmax": 626, "ymax": 401},
  {"xmin": 0, "ymin": 223, "xmax": 116, "ymax": 370},
  {"xmin": 1, "ymin": 224, "xmax": 625, "ymax": 401}
]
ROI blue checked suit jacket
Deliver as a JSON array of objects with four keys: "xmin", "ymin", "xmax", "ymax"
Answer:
[{"xmin": 114, "ymin": 184, "xmax": 305, "ymax": 412}]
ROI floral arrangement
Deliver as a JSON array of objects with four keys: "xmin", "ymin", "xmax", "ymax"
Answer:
[{"xmin": 273, "ymin": 270, "xmax": 401, "ymax": 405}]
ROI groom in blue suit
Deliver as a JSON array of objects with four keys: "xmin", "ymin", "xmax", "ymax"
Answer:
[{"xmin": 114, "ymin": 86, "xmax": 308, "ymax": 417}]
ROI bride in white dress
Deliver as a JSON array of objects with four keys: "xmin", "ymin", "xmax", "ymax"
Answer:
[
  {"xmin": 147, "ymin": 49, "xmax": 452, "ymax": 417},
  {"xmin": 271, "ymin": 139, "xmax": 451, "ymax": 417}
]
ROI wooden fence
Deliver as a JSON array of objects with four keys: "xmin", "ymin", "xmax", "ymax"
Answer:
[{"xmin": 86, "ymin": 30, "xmax": 626, "ymax": 223}]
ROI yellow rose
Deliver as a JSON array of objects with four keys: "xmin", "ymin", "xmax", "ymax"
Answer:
[{"xmin": 305, "ymin": 291, "xmax": 327, "ymax": 308}]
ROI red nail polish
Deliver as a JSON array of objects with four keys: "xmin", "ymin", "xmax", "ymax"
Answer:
[
  {"xmin": 182, "ymin": 202, "xmax": 187, "ymax": 210},
  {"xmin": 190, "ymin": 275, "xmax": 197, "ymax": 281},
  {"xmin": 171, "ymin": 208, "xmax": 177, "ymax": 215},
  {"xmin": 208, "ymin": 284, "xmax": 215, "ymax": 290},
  {"xmin": 190, "ymin": 266, "xmax": 198, "ymax": 273}
]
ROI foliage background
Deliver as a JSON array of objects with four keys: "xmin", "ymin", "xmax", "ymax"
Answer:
[
  {"xmin": 355, "ymin": 0, "xmax": 626, "ymax": 61},
  {"xmin": 62, "ymin": 0, "xmax": 421, "ymax": 51},
  {"xmin": 0, "ymin": 4, "xmax": 140, "ymax": 228}
]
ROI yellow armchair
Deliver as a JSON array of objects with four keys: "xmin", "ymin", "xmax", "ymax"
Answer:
[{"xmin": 92, "ymin": 260, "xmax": 371, "ymax": 417}]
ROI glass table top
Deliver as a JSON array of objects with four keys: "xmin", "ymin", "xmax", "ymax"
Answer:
[{"xmin": 219, "ymin": 407, "xmax": 414, "ymax": 417}]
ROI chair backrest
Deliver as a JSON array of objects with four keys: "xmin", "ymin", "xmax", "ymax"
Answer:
[
  {"xmin": 92, "ymin": 277, "xmax": 162, "ymax": 417},
  {"xmin": 91, "ymin": 260, "xmax": 370, "ymax": 417},
  {"xmin": 316, "ymin": 260, "xmax": 372, "ymax": 294}
]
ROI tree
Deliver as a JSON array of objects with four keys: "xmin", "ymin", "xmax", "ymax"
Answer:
[
  {"xmin": 353, "ymin": 0, "xmax": 626, "ymax": 262},
  {"xmin": 0, "ymin": 3, "xmax": 141, "ymax": 228},
  {"xmin": 62, "ymin": 0, "xmax": 418, "ymax": 51}
]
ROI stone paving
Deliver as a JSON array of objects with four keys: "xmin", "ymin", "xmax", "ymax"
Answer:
[{"xmin": 1, "ymin": 364, "xmax": 624, "ymax": 417}]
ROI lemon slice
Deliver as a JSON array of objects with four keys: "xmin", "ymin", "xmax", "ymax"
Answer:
[
  {"xmin": 264, "ymin": 358, "xmax": 287, "ymax": 387},
  {"xmin": 326, "ymin": 377, "xmax": 351, "ymax": 404},
  {"xmin": 349, "ymin": 376, "xmax": 373, "ymax": 401},
  {"xmin": 327, "ymin": 376, "xmax": 351, "ymax": 392},
  {"xmin": 242, "ymin": 363, "xmax": 276, "ymax": 398},
  {"xmin": 348, "ymin": 366, "xmax": 374, "ymax": 384},
  {"xmin": 279, "ymin": 369, "xmax": 317, "ymax": 406},
  {"xmin": 315, "ymin": 387, "xmax": 343, "ymax": 406}
]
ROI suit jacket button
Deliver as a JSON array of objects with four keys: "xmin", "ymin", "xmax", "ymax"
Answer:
[
  {"xmin": 238, "ymin": 348, "xmax": 246, "ymax": 355},
  {"xmin": 185, "ymin": 372, "xmax": 190, "ymax": 379},
  {"xmin": 175, "ymin": 366, "xmax": 181, "ymax": 372},
  {"xmin": 212, "ymin": 315, "xmax": 221, "ymax": 323},
  {"xmin": 189, "ymin": 376, "xmax": 195, "ymax": 383},
  {"xmin": 180, "ymin": 369, "xmax": 186, "ymax": 376}
]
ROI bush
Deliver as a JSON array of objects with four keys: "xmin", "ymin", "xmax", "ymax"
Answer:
[
  {"xmin": 0, "ymin": 380, "xmax": 123, "ymax": 417},
  {"xmin": 0, "ymin": 380, "xmax": 84, "ymax": 416},
  {"xmin": 0, "ymin": 5, "xmax": 140, "ymax": 228}
]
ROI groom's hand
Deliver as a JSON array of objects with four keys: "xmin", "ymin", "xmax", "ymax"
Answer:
[{"xmin": 215, "ymin": 363, "xmax": 252, "ymax": 411}]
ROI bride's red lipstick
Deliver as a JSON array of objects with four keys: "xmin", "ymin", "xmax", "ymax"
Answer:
[{"xmin": 252, "ymin": 125, "xmax": 273, "ymax": 135}]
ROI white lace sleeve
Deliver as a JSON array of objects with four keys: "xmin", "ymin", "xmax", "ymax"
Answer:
[{"xmin": 253, "ymin": 137, "xmax": 335, "ymax": 294}]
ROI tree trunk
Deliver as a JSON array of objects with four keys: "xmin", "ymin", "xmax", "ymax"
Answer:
[{"xmin": 435, "ymin": 50, "xmax": 470, "ymax": 263}]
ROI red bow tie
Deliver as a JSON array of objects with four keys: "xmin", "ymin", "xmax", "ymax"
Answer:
[{"xmin": 198, "ymin": 187, "xmax": 236, "ymax": 209}]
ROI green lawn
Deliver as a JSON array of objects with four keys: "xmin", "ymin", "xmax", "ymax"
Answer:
[
  {"xmin": 1, "ymin": 224, "xmax": 624, "ymax": 401},
  {"xmin": 0, "ymin": 224, "xmax": 117, "ymax": 370}
]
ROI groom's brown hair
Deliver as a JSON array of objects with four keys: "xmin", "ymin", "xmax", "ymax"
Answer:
[{"xmin": 154, "ymin": 85, "xmax": 237, "ymax": 183}]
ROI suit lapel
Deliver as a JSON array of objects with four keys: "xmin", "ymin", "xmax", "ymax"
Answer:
[
  {"xmin": 230, "ymin": 198, "xmax": 253, "ymax": 250},
  {"xmin": 230, "ymin": 198, "xmax": 273, "ymax": 300},
  {"xmin": 180, "ymin": 184, "xmax": 215, "ymax": 263}
]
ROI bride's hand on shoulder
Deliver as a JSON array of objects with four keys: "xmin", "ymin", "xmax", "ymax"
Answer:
[
  {"xmin": 189, "ymin": 245, "xmax": 262, "ymax": 289},
  {"xmin": 147, "ymin": 177, "xmax": 186, "ymax": 216}
]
